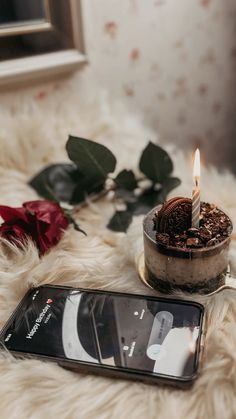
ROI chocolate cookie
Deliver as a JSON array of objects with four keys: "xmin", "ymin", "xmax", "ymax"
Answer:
[{"xmin": 153, "ymin": 197, "xmax": 192, "ymax": 235}]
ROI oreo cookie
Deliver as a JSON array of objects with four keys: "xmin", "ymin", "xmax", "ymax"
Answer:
[{"xmin": 153, "ymin": 197, "xmax": 192, "ymax": 235}]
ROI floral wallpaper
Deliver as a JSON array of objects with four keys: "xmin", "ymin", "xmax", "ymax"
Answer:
[{"xmin": 82, "ymin": 0, "xmax": 236, "ymax": 172}]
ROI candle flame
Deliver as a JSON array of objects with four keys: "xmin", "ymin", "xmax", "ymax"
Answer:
[{"xmin": 193, "ymin": 148, "xmax": 200, "ymax": 186}]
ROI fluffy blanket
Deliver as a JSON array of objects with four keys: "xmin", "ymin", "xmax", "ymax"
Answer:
[{"xmin": 0, "ymin": 69, "xmax": 236, "ymax": 419}]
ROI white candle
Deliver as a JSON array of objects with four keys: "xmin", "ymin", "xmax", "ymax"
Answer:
[{"xmin": 192, "ymin": 149, "xmax": 201, "ymax": 228}]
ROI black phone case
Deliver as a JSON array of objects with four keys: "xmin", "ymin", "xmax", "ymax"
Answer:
[{"xmin": 0, "ymin": 284, "xmax": 205, "ymax": 388}]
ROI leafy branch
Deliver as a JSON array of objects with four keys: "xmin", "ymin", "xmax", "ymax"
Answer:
[{"xmin": 29, "ymin": 136, "xmax": 181, "ymax": 232}]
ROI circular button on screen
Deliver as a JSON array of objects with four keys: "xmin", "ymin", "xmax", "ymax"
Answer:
[{"xmin": 146, "ymin": 344, "xmax": 166, "ymax": 361}]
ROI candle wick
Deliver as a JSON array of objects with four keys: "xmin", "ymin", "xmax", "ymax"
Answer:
[{"xmin": 195, "ymin": 178, "xmax": 199, "ymax": 188}]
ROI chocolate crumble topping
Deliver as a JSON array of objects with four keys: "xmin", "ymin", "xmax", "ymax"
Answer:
[{"xmin": 153, "ymin": 199, "xmax": 232, "ymax": 249}]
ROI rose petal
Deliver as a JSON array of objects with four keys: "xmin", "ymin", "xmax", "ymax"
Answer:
[
  {"xmin": 0, "ymin": 206, "xmax": 28, "ymax": 223},
  {"xmin": 0, "ymin": 221, "xmax": 30, "ymax": 245},
  {"xmin": 36, "ymin": 232, "xmax": 51, "ymax": 255},
  {"xmin": 24, "ymin": 201, "xmax": 62, "ymax": 223}
]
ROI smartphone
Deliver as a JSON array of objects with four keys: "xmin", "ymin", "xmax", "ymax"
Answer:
[{"xmin": 0, "ymin": 285, "xmax": 205, "ymax": 387}]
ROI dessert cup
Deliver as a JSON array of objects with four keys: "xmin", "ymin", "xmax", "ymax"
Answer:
[{"xmin": 143, "ymin": 206, "xmax": 233, "ymax": 294}]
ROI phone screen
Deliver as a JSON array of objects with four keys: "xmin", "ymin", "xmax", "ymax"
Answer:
[{"xmin": 1, "ymin": 286, "xmax": 203, "ymax": 379}]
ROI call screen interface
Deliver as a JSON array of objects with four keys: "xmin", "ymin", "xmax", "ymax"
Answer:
[{"xmin": 1, "ymin": 287, "xmax": 202, "ymax": 378}]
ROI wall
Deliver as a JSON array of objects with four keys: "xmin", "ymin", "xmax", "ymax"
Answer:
[{"xmin": 82, "ymin": 0, "xmax": 236, "ymax": 172}]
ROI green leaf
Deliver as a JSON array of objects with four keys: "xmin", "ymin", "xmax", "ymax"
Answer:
[
  {"xmin": 139, "ymin": 142, "xmax": 173, "ymax": 182},
  {"xmin": 71, "ymin": 175, "xmax": 104, "ymax": 204},
  {"xmin": 128, "ymin": 188, "xmax": 163, "ymax": 215},
  {"xmin": 29, "ymin": 164, "xmax": 79, "ymax": 202},
  {"xmin": 107, "ymin": 210, "xmax": 133, "ymax": 232},
  {"xmin": 66, "ymin": 136, "xmax": 117, "ymax": 181},
  {"xmin": 29, "ymin": 162, "xmax": 108, "ymax": 205},
  {"xmin": 114, "ymin": 169, "xmax": 137, "ymax": 191},
  {"xmin": 160, "ymin": 176, "xmax": 181, "ymax": 196}
]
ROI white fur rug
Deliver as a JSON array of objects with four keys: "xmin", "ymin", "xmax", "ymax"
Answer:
[{"xmin": 0, "ymin": 69, "xmax": 236, "ymax": 419}]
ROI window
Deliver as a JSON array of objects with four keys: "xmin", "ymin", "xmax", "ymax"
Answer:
[{"xmin": 0, "ymin": 0, "xmax": 86, "ymax": 86}]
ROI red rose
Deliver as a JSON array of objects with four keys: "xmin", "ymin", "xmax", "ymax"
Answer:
[{"xmin": 0, "ymin": 200, "xmax": 69, "ymax": 255}]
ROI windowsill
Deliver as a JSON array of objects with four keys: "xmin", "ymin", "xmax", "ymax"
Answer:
[{"xmin": 0, "ymin": 49, "xmax": 87, "ymax": 87}]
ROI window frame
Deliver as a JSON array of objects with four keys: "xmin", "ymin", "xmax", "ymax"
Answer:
[{"xmin": 0, "ymin": 0, "xmax": 86, "ymax": 87}]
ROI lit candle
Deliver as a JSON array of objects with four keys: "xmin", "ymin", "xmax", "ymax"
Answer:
[{"xmin": 192, "ymin": 148, "xmax": 201, "ymax": 228}]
